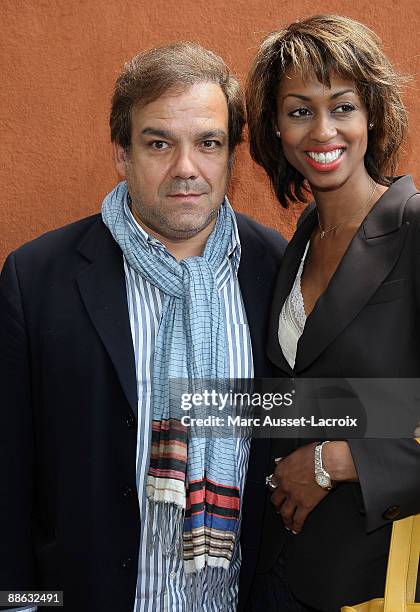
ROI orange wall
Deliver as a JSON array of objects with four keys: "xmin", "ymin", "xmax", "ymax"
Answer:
[{"xmin": 1, "ymin": 0, "xmax": 419, "ymax": 263}]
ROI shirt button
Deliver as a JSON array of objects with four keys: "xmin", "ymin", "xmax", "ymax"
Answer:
[
  {"xmin": 122, "ymin": 486, "xmax": 135, "ymax": 498},
  {"xmin": 121, "ymin": 557, "xmax": 133, "ymax": 569},
  {"xmin": 126, "ymin": 414, "xmax": 136, "ymax": 429},
  {"xmin": 169, "ymin": 571, "xmax": 176, "ymax": 581}
]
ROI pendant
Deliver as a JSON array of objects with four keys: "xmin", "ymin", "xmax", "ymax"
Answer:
[{"xmin": 320, "ymin": 230, "xmax": 325, "ymax": 239}]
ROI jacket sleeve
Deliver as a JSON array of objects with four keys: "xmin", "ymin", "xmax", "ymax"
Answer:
[
  {"xmin": 0, "ymin": 252, "xmax": 35, "ymax": 596},
  {"xmin": 347, "ymin": 196, "xmax": 420, "ymax": 533},
  {"xmin": 347, "ymin": 438, "xmax": 420, "ymax": 532}
]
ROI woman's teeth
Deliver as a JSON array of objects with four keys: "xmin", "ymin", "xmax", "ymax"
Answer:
[{"xmin": 306, "ymin": 149, "xmax": 344, "ymax": 164}]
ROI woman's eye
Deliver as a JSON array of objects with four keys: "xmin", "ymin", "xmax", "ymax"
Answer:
[
  {"xmin": 289, "ymin": 107, "xmax": 311, "ymax": 118},
  {"xmin": 333, "ymin": 103, "xmax": 355, "ymax": 113},
  {"xmin": 150, "ymin": 141, "xmax": 169, "ymax": 150}
]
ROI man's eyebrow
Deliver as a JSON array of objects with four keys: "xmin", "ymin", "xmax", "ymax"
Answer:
[
  {"xmin": 140, "ymin": 128, "xmax": 174, "ymax": 139},
  {"xmin": 283, "ymin": 89, "xmax": 356, "ymax": 102},
  {"xmin": 197, "ymin": 129, "xmax": 227, "ymax": 140},
  {"xmin": 139, "ymin": 128, "xmax": 227, "ymax": 140}
]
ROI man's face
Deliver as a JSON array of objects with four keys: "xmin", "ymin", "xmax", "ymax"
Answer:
[{"xmin": 114, "ymin": 82, "xmax": 230, "ymax": 242}]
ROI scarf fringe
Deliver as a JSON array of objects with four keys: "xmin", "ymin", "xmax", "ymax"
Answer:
[
  {"xmin": 147, "ymin": 499, "xmax": 232, "ymax": 609},
  {"xmin": 147, "ymin": 498, "xmax": 185, "ymax": 555},
  {"xmin": 186, "ymin": 565, "xmax": 230, "ymax": 612}
]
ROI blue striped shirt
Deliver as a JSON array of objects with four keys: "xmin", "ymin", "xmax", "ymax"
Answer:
[{"xmin": 123, "ymin": 201, "xmax": 253, "ymax": 612}]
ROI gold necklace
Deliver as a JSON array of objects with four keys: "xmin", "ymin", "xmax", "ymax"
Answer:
[{"xmin": 317, "ymin": 181, "xmax": 377, "ymax": 239}]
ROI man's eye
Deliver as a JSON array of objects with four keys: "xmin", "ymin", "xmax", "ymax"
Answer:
[
  {"xmin": 333, "ymin": 103, "xmax": 356, "ymax": 113},
  {"xmin": 289, "ymin": 108, "xmax": 311, "ymax": 118},
  {"xmin": 201, "ymin": 140, "xmax": 219, "ymax": 149},
  {"xmin": 150, "ymin": 141, "xmax": 169, "ymax": 150}
]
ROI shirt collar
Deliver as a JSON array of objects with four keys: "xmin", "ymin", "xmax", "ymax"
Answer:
[{"xmin": 224, "ymin": 197, "xmax": 241, "ymax": 274}]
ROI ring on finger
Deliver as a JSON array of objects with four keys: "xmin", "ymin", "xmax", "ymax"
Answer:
[{"xmin": 265, "ymin": 473, "xmax": 279, "ymax": 490}]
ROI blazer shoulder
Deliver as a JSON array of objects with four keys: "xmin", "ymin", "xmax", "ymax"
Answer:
[
  {"xmin": 235, "ymin": 212, "xmax": 287, "ymax": 260},
  {"xmin": 382, "ymin": 176, "xmax": 420, "ymax": 233},
  {"xmin": 9, "ymin": 214, "xmax": 103, "ymax": 265},
  {"xmin": 404, "ymin": 191, "xmax": 420, "ymax": 222},
  {"xmin": 2, "ymin": 214, "xmax": 109, "ymax": 292}
]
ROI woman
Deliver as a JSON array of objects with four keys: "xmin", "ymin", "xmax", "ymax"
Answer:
[{"xmin": 239, "ymin": 14, "xmax": 420, "ymax": 612}]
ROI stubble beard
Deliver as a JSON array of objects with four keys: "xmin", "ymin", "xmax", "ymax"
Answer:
[{"xmin": 129, "ymin": 192, "xmax": 221, "ymax": 241}]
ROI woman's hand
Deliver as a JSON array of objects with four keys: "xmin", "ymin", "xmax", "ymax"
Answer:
[{"xmin": 270, "ymin": 441, "xmax": 358, "ymax": 534}]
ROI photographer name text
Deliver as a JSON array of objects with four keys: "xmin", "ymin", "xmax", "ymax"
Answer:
[{"xmin": 181, "ymin": 415, "xmax": 358, "ymax": 428}]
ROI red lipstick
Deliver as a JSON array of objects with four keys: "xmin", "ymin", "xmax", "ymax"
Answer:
[{"xmin": 304, "ymin": 148, "xmax": 346, "ymax": 172}]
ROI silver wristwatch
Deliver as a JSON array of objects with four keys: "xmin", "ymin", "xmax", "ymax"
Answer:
[{"xmin": 314, "ymin": 441, "xmax": 333, "ymax": 490}]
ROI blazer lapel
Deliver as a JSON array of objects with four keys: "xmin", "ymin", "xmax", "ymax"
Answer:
[
  {"xmin": 76, "ymin": 219, "xmax": 138, "ymax": 416},
  {"xmin": 295, "ymin": 177, "xmax": 414, "ymax": 372},
  {"xmin": 267, "ymin": 207, "xmax": 316, "ymax": 375},
  {"xmin": 236, "ymin": 216, "xmax": 285, "ymax": 378},
  {"xmin": 236, "ymin": 216, "xmax": 284, "ymax": 505}
]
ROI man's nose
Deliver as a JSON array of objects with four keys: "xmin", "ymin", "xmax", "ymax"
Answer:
[
  {"xmin": 170, "ymin": 147, "xmax": 199, "ymax": 180},
  {"xmin": 310, "ymin": 113, "xmax": 337, "ymax": 142}
]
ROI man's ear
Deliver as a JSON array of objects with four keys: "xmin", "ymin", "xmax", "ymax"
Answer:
[{"xmin": 113, "ymin": 142, "xmax": 128, "ymax": 178}]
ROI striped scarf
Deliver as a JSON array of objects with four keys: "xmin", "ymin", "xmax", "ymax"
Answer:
[{"xmin": 102, "ymin": 182, "xmax": 240, "ymax": 605}]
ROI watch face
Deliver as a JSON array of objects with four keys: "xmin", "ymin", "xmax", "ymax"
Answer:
[{"xmin": 316, "ymin": 472, "xmax": 330, "ymax": 488}]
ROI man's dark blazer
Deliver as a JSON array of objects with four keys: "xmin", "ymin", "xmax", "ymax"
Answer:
[
  {"xmin": 0, "ymin": 211, "xmax": 286, "ymax": 612},
  {"xmin": 239, "ymin": 176, "xmax": 420, "ymax": 612}
]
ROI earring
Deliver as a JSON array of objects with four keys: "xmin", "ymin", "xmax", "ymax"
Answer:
[
  {"xmin": 275, "ymin": 130, "xmax": 281, "ymax": 138},
  {"xmin": 368, "ymin": 122, "xmax": 374, "ymax": 130}
]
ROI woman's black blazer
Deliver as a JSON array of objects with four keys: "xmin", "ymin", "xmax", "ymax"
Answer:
[{"xmin": 239, "ymin": 176, "xmax": 420, "ymax": 612}]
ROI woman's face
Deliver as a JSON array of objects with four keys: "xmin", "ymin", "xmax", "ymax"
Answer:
[{"xmin": 276, "ymin": 70, "xmax": 369, "ymax": 192}]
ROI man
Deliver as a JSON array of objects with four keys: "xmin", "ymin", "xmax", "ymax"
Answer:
[{"xmin": 0, "ymin": 43, "xmax": 286, "ymax": 611}]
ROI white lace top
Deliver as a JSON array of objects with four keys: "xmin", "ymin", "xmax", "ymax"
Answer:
[{"xmin": 278, "ymin": 242, "xmax": 309, "ymax": 368}]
